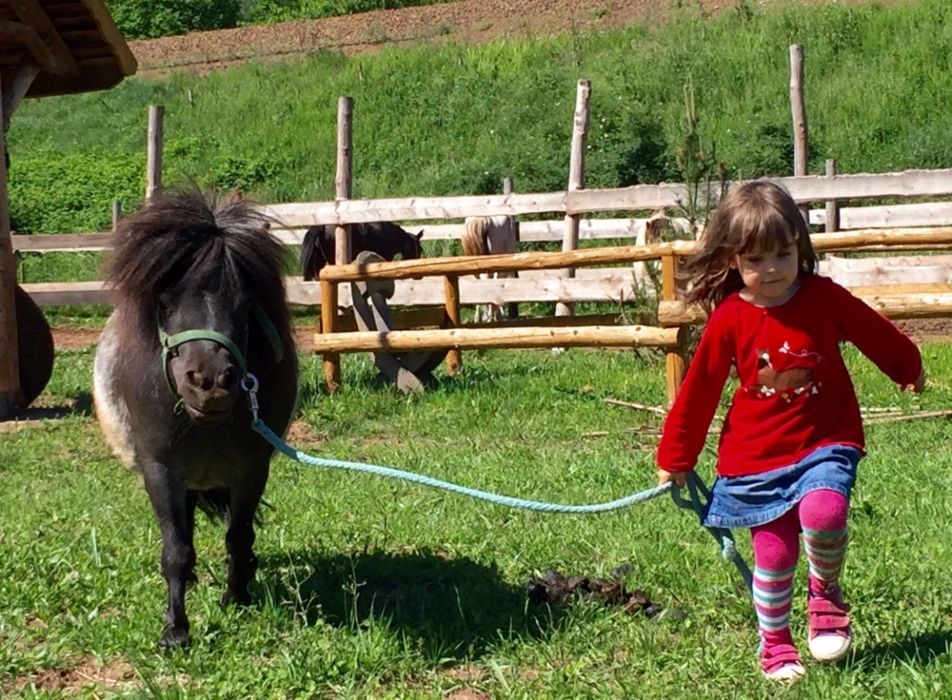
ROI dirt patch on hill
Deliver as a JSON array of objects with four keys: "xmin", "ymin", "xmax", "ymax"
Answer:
[{"xmin": 129, "ymin": 0, "xmax": 878, "ymax": 77}]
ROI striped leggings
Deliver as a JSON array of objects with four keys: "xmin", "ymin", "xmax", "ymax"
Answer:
[{"xmin": 750, "ymin": 489, "xmax": 849, "ymax": 646}]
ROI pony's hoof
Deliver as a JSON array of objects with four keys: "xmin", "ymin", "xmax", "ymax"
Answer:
[
  {"xmin": 220, "ymin": 590, "xmax": 251, "ymax": 607},
  {"xmin": 159, "ymin": 627, "xmax": 190, "ymax": 648}
]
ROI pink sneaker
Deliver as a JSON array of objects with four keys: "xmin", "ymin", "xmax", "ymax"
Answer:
[
  {"xmin": 808, "ymin": 586, "xmax": 852, "ymax": 662},
  {"xmin": 760, "ymin": 641, "xmax": 806, "ymax": 681}
]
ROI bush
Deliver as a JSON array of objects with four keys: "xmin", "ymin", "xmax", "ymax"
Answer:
[
  {"xmin": 105, "ymin": 0, "xmax": 242, "ymax": 39},
  {"xmin": 8, "ymin": 151, "xmax": 144, "ymax": 233},
  {"xmin": 241, "ymin": 0, "xmax": 447, "ymax": 26}
]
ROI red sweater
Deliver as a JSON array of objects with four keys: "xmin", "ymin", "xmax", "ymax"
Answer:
[{"xmin": 657, "ymin": 275, "xmax": 922, "ymax": 477}]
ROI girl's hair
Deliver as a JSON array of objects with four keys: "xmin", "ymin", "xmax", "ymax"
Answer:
[{"xmin": 681, "ymin": 179, "xmax": 817, "ymax": 308}]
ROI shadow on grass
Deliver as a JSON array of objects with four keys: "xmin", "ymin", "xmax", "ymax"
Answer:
[
  {"xmin": 1, "ymin": 391, "xmax": 94, "ymax": 427},
  {"xmin": 257, "ymin": 548, "xmax": 564, "ymax": 658},
  {"xmin": 852, "ymin": 628, "xmax": 952, "ymax": 669}
]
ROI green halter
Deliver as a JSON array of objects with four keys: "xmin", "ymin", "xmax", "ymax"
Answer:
[{"xmin": 159, "ymin": 304, "xmax": 284, "ymax": 396}]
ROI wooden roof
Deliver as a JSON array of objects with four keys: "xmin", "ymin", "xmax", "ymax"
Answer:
[{"xmin": 0, "ymin": 0, "xmax": 136, "ymax": 99}]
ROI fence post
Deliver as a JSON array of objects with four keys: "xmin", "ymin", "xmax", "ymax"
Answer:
[
  {"xmin": 789, "ymin": 45, "xmax": 810, "ymax": 221},
  {"xmin": 112, "ymin": 200, "xmax": 122, "ymax": 231},
  {"xmin": 825, "ymin": 159, "xmax": 839, "ymax": 233},
  {"xmin": 0, "ymin": 75, "xmax": 21, "ymax": 418},
  {"xmin": 444, "ymin": 274, "xmax": 461, "ymax": 375},
  {"xmin": 661, "ymin": 252, "xmax": 685, "ymax": 406},
  {"xmin": 335, "ymin": 96, "xmax": 353, "ymax": 265},
  {"xmin": 146, "ymin": 105, "xmax": 164, "ymax": 202},
  {"xmin": 318, "ymin": 96, "xmax": 354, "ymax": 391},
  {"xmin": 321, "ymin": 278, "xmax": 340, "ymax": 392},
  {"xmin": 503, "ymin": 176, "xmax": 519, "ymax": 320},
  {"xmin": 556, "ymin": 79, "xmax": 590, "ymax": 317}
]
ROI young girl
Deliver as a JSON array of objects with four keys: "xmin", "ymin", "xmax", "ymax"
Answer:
[{"xmin": 656, "ymin": 180, "xmax": 925, "ymax": 681}]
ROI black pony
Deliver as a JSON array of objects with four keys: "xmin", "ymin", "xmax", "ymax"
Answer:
[
  {"xmin": 93, "ymin": 191, "xmax": 298, "ymax": 647},
  {"xmin": 300, "ymin": 222, "xmax": 423, "ymax": 280}
]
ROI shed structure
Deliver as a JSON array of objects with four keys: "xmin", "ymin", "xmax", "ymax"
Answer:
[{"xmin": 0, "ymin": 0, "xmax": 136, "ymax": 417}]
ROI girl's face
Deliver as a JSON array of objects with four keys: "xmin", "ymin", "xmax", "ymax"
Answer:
[{"xmin": 732, "ymin": 238, "xmax": 800, "ymax": 305}]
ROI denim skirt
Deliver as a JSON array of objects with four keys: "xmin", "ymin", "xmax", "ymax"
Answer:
[{"xmin": 703, "ymin": 444, "xmax": 862, "ymax": 529}]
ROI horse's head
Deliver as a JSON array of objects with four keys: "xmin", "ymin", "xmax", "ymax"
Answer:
[
  {"xmin": 399, "ymin": 230, "xmax": 424, "ymax": 260},
  {"xmin": 157, "ymin": 280, "xmax": 258, "ymax": 426},
  {"xmin": 109, "ymin": 191, "xmax": 290, "ymax": 427}
]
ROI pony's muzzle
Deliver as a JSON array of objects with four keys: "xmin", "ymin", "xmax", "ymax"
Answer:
[
  {"xmin": 176, "ymin": 360, "xmax": 242, "ymax": 426},
  {"xmin": 185, "ymin": 366, "xmax": 239, "ymax": 393}
]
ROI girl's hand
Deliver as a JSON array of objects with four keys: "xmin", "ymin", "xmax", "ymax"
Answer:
[
  {"xmin": 658, "ymin": 468, "xmax": 688, "ymax": 487},
  {"xmin": 902, "ymin": 369, "xmax": 926, "ymax": 393}
]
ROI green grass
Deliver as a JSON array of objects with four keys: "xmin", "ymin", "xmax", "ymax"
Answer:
[
  {"xmin": 2, "ymin": 342, "xmax": 950, "ymax": 697},
  {"xmin": 8, "ymin": 0, "xmax": 952, "ymax": 234}
]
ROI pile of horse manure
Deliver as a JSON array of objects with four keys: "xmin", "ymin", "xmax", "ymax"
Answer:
[{"xmin": 527, "ymin": 569, "xmax": 662, "ymax": 616}]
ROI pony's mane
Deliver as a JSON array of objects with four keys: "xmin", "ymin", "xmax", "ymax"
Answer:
[{"xmin": 108, "ymin": 190, "xmax": 292, "ymax": 341}]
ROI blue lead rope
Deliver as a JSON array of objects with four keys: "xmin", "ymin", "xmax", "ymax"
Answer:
[
  {"xmin": 243, "ymin": 376, "xmax": 752, "ymax": 592},
  {"xmin": 254, "ymin": 416, "xmax": 672, "ymax": 513}
]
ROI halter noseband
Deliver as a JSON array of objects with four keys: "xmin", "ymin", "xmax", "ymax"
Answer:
[{"xmin": 158, "ymin": 303, "xmax": 284, "ymax": 397}]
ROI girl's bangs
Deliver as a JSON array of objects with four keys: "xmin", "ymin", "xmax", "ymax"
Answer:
[{"xmin": 736, "ymin": 209, "xmax": 796, "ymax": 254}]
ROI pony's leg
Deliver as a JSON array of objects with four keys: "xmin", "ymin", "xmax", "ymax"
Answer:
[
  {"xmin": 221, "ymin": 475, "xmax": 266, "ymax": 606},
  {"xmin": 142, "ymin": 461, "xmax": 197, "ymax": 647}
]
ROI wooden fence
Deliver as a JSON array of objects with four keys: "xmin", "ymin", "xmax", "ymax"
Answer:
[
  {"xmin": 13, "ymin": 168, "xmax": 952, "ymax": 309},
  {"xmin": 312, "ymin": 227, "xmax": 952, "ymax": 397}
]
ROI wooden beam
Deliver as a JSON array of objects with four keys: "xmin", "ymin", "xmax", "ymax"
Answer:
[
  {"xmin": 260, "ymin": 170, "xmax": 952, "ymax": 227},
  {"xmin": 659, "ymin": 289, "xmax": 952, "ymax": 326},
  {"xmin": 7, "ymin": 0, "xmax": 80, "ymax": 75},
  {"xmin": 76, "ymin": 0, "xmax": 137, "ymax": 77},
  {"xmin": 12, "ymin": 232, "xmax": 112, "ymax": 252},
  {"xmin": 319, "ymin": 241, "xmax": 697, "ymax": 282},
  {"xmin": 310, "ymin": 325, "xmax": 680, "ymax": 353},
  {"xmin": 19, "ymin": 280, "xmax": 112, "ymax": 305},
  {"xmin": 0, "ymin": 20, "xmax": 64, "ymax": 74},
  {"xmin": 810, "ymin": 201, "xmax": 952, "ymax": 230},
  {"xmin": 296, "ymin": 272, "xmax": 638, "ymax": 308},
  {"xmin": 811, "ymin": 227, "xmax": 952, "ymax": 252},
  {"xmin": 317, "ymin": 228, "xmax": 952, "ymax": 282},
  {"xmin": 1, "ymin": 59, "xmax": 39, "ymax": 131}
]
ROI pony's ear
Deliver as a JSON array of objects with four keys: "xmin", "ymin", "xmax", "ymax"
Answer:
[{"xmin": 415, "ymin": 230, "xmax": 424, "ymax": 240}]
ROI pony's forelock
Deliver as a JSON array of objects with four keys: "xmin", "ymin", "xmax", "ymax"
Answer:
[{"xmin": 107, "ymin": 190, "xmax": 293, "ymax": 348}]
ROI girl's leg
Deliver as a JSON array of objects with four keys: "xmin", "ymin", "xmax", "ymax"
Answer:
[
  {"xmin": 751, "ymin": 507, "xmax": 804, "ymax": 680},
  {"xmin": 799, "ymin": 489, "xmax": 851, "ymax": 661}
]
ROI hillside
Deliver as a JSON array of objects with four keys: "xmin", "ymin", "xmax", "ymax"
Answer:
[
  {"xmin": 129, "ymin": 0, "xmax": 870, "ymax": 76},
  {"xmin": 9, "ymin": 0, "xmax": 947, "ymax": 238}
]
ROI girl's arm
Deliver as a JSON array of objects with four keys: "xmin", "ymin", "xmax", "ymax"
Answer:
[
  {"xmin": 828, "ymin": 280, "xmax": 924, "ymax": 388},
  {"xmin": 656, "ymin": 306, "xmax": 734, "ymax": 476}
]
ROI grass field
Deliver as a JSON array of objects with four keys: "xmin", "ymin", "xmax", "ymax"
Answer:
[{"xmin": 1, "ymin": 340, "xmax": 950, "ymax": 698}]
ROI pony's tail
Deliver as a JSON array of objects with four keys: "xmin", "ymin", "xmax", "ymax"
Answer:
[
  {"xmin": 461, "ymin": 217, "xmax": 488, "ymax": 256},
  {"xmin": 300, "ymin": 226, "xmax": 327, "ymax": 281},
  {"xmin": 196, "ymin": 488, "xmax": 230, "ymax": 521}
]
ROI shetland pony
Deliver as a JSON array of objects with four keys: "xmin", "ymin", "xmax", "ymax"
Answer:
[
  {"xmin": 460, "ymin": 215, "xmax": 518, "ymax": 322},
  {"xmin": 93, "ymin": 191, "xmax": 298, "ymax": 647}
]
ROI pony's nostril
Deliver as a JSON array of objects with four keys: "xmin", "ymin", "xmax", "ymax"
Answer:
[
  {"xmin": 217, "ymin": 367, "xmax": 238, "ymax": 390},
  {"xmin": 186, "ymin": 370, "xmax": 213, "ymax": 391}
]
